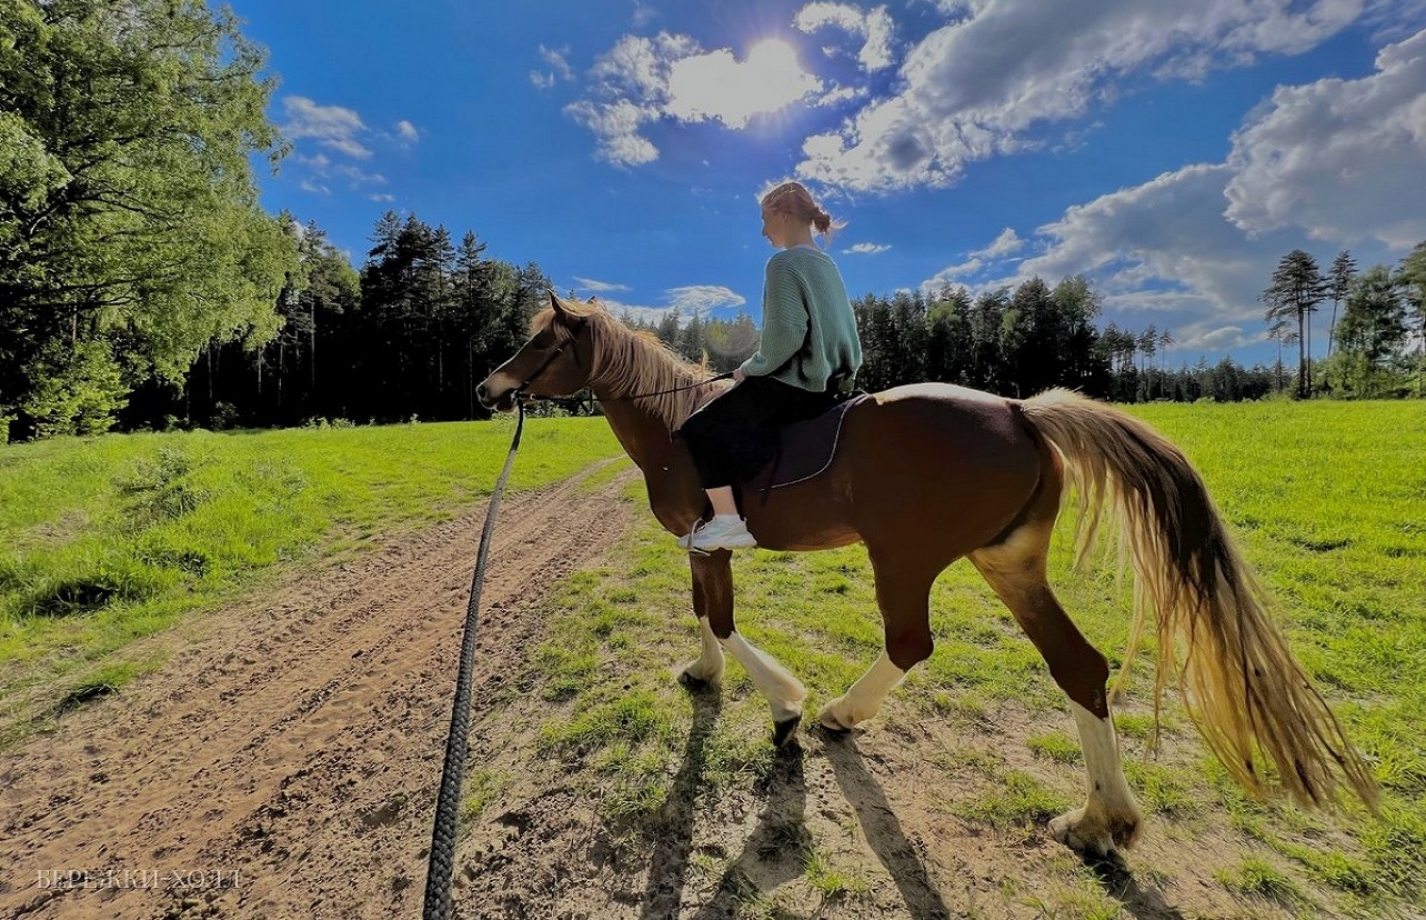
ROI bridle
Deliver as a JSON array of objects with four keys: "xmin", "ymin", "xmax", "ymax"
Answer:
[{"xmin": 514, "ymin": 314, "xmax": 589, "ymax": 396}]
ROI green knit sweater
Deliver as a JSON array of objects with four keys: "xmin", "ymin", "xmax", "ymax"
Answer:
[{"xmin": 739, "ymin": 246, "xmax": 863, "ymax": 392}]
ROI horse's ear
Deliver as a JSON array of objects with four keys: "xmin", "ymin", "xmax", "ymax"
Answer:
[
  {"xmin": 548, "ymin": 290, "xmax": 568, "ymax": 316},
  {"xmin": 588, "ymin": 296, "xmax": 603, "ymax": 311}
]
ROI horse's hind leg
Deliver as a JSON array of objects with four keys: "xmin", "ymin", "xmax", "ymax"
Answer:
[{"xmin": 970, "ymin": 523, "xmax": 1144, "ymax": 860}]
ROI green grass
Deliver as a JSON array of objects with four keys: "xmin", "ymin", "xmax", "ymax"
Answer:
[
  {"xmin": 0, "ymin": 417, "xmax": 621, "ymax": 741},
  {"xmin": 1215, "ymin": 856, "xmax": 1312, "ymax": 909}
]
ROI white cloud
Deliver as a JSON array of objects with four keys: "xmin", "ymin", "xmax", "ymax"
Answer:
[
  {"xmin": 971, "ymin": 227, "xmax": 1025, "ymax": 258},
  {"xmin": 925, "ymin": 257, "xmax": 984, "ymax": 287},
  {"xmin": 794, "ymin": 3, "xmax": 897, "ymax": 71},
  {"xmin": 666, "ymin": 42, "xmax": 823, "ymax": 128},
  {"xmin": 600, "ymin": 285, "xmax": 748, "ymax": 327},
  {"xmin": 1224, "ymin": 28, "xmax": 1426, "ymax": 249},
  {"xmin": 844, "ymin": 242, "xmax": 892, "ymax": 254},
  {"xmin": 540, "ymin": 45, "xmax": 574, "ymax": 81},
  {"xmin": 282, "ymin": 96, "xmax": 371, "ymax": 159},
  {"xmin": 567, "ymin": 32, "xmax": 822, "ymax": 165},
  {"xmin": 532, "ymin": 45, "xmax": 574, "ymax": 89},
  {"xmin": 575, "ymin": 277, "xmax": 632, "ymax": 292},
  {"xmin": 1013, "ymin": 164, "xmax": 1267, "ymax": 306},
  {"xmin": 950, "ymin": 163, "xmax": 1308, "ymax": 352},
  {"xmin": 334, "ymin": 164, "xmax": 386, "ymax": 185},
  {"xmin": 797, "ymin": 0, "xmax": 1366, "ymax": 191},
  {"xmin": 565, "ymin": 98, "xmax": 661, "ymax": 166},
  {"xmin": 370, "ymin": 193, "xmax": 396, "ymax": 203},
  {"xmin": 665, "ymin": 285, "xmax": 747, "ymax": 313},
  {"xmin": 395, "ymin": 120, "xmax": 420, "ymax": 142}
]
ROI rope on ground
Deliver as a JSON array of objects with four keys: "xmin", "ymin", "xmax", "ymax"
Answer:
[{"xmin": 423, "ymin": 399, "xmax": 526, "ymax": 920}]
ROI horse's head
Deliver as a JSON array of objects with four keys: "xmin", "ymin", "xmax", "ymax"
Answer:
[{"xmin": 477, "ymin": 292, "xmax": 599, "ymax": 411}]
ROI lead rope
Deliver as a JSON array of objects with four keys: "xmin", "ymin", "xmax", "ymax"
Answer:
[{"xmin": 422, "ymin": 398, "xmax": 527, "ymax": 920}]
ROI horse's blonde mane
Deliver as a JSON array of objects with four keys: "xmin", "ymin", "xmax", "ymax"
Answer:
[{"xmin": 534, "ymin": 301, "xmax": 728, "ymax": 430}]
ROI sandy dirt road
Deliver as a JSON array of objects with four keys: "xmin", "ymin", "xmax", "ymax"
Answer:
[{"xmin": 1, "ymin": 462, "xmax": 638, "ymax": 920}]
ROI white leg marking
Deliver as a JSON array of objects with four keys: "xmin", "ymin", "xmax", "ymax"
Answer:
[
  {"xmin": 1072, "ymin": 702, "xmax": 1132, "ymax": 800},
  {"xmin": 719, "ymin": 632, "xmax": 806, "ymax": 722},
  {"xmin": 818, "ymin": 652, "xmax": 907, "ymax": 730},
  {"xmin": 679, "ymin": 616, "xmax": 725, "ymax": 684},
  {"xmin": 1049, "ymin": 701, "xmax": 1144, "ymax": 856}
]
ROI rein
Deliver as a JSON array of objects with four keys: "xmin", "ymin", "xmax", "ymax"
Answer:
[
  {"xmin": 521, "ymin": 371, "xmax": 734, "ymax": 409},
  {"xmin": 422, "ymin": 400, "xmax": 526, "ymax": 920}
]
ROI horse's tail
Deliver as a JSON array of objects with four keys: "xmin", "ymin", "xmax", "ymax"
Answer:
[{"xmin": 1017, "ymin": 388, "xmax": 1377, "ymax": 811}]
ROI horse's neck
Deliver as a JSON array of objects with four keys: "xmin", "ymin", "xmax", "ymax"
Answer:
[
  {"xmin": 588, "ymin": 333, "xmax": 703, "ymax": 470},
  {"xmin": 594, "ymin": 388, "xmax": 679, "ymax": 473}
]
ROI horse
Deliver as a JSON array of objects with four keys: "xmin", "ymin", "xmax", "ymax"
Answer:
[{"xmin": 477, "ymin": 293, "xmax": 1377, "ymax": 861}]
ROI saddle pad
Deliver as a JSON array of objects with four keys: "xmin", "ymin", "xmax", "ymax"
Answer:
[{"xmin": 746, "ymin": 393, "xmax": 872, "ymax": 491}]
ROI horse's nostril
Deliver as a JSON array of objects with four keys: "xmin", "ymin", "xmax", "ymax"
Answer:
[{"xmin": 476, "ymin": 383, "xmax": 489, "ymax": 404}]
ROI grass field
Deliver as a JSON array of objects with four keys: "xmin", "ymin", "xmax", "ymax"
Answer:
[
  {"xmin": 521, "ymin": 400, "xmax": 1425, "ymax": 918},
  {"xmin": 0, "ymin": 416, "xmax": 623, "ymax": 744}
]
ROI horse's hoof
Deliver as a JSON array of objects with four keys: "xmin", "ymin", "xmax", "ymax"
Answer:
[
  {"xmin": 816, "ymin": 699, "xmax": 857, "ymax": 732},
  {"xmin": 676, "ymin": 663, "xmax": 720, "ymax": 692},
  {"xmin": 772, "ymin": 714, "xmax": 802, "ymax": 747},
  {"xmin": 1049, "ymin": 806, "xmax": 1141, "ymax": 862},
  {"xmin": 678, "ymin": 671, "xmax": 710, "ymax": 692}
]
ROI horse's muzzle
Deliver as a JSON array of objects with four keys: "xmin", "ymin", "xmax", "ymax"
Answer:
[{"xmin": 476, "ymin": 383, "xmax": 517, "ymax": 412}]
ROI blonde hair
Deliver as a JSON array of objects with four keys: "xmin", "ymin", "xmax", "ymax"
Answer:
[{"xmin": 760, "ymin": 180, "xmax": 845, "ymax": 242}]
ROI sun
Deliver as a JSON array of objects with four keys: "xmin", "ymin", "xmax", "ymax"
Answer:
[{"xmin": 665, "ymin": 38, "xmax": 821, "ymax": 129}]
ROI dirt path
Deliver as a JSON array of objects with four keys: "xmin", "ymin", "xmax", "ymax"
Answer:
[{"xmin": 0, "ymin": 462, "xmax": 639, "ymax": 920}]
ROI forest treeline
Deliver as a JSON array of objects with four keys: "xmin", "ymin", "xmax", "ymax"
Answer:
[{"xmin": 3, "ymin": 1, "xmax": 1424, "ymax": 442}]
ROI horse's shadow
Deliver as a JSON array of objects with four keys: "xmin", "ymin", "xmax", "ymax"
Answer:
[
  {"xmin": 682, "ymin": 740, "xmax": 809, "ymax": 920},
  {"xmin": 639, "ymin": 701, "xmax": 1201, "ymax": 920},
  {"xmin": 1083, "ymin": 856, "xmax": 1189, "ymax": 920},
  {"xmin": 639, "ymin": 683, "xmax": 724, "ymax": 920},
  {"xmin": 819, "ymin": 728, "xmax": 953, "ymax": 920}
]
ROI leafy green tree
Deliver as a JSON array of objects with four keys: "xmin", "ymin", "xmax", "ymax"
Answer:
[
  {"xmin": 0, "ymin": 0, "xmax": 296, "ymax": 439},
  {"xmin": 1398, "ymin": 241, "xmax": 1426, "ymax": 397},
  {"xmin": 1262, "ymin": 249, "xmax": 1327, "ymax": 397},
  {"xmin": 1332, "ymin": 265, "xmax": 1408, "ymax": 398}
]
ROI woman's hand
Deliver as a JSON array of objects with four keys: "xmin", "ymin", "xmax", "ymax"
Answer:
[{"xmin": 733, "ymin": 368, "xmax": 745, "ymax": 383}]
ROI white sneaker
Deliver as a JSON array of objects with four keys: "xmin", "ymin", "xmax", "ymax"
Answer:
[{"xmin": 677, "ymin": 515, "xmax": 758, "ymax": 552}]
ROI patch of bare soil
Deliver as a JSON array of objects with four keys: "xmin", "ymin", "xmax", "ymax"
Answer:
[
  {"xmin": 0, "ymin": 461, "xmax": 1394, "ymax": 920},
  {"xmin": 0, "ymin": 462, "xmax": 639, "ymax": 919}
]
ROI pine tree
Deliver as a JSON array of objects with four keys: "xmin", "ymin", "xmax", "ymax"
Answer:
[
  {"xmin": 1262, "ymin": 249, "xmax": 1328, "ymax": 398},
  {"xmin": 1327, "ymin": 250, "xmax": 1356, "ymax": 358}
]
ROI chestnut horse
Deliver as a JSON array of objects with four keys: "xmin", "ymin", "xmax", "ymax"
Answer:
[{"xmin": 478, "ymin": 294, "xmax": 1376, "ymax": 860}]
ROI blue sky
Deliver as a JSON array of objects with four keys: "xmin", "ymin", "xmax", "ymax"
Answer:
[{"xmin": 228, "ymin": 0, "xmax": 1426, "ymax": 365}]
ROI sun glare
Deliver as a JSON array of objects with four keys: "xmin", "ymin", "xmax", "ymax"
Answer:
[{"xmin": 665, "ymin": 38, "xmax": 820, "ymax": 129}]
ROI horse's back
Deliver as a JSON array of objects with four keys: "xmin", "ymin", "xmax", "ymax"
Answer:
[{"xmin": 840, "ymin": 383, "xmax": 1045, "ymax": 550}]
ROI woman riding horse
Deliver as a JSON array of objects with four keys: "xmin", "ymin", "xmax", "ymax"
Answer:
[{"xmin": 676, "ymin": 180, "xmax": 862, "ymax": 553}]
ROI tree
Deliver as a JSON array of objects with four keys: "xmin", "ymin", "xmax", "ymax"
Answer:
[
  {"xmin": 1262, "ymin": 249, "xmax": 1327, "ymax": 397},
  {"xmin": 1398, "ymin": 241, "xmax": 1426, "ymax": 397},
  {"xmin": 1333, "ymin": 266, "xmax": 1408, "ymax": 398},
  {"xmin": 0, "ymin": 0, "xmax": 297, "ymax": 439},
  {"xmin": 1267, "ymin": 319, "xmax": 1300, "ymax": 393},
  {"xmin": 1327, "ymin": 250, "xmax": 1356, "ymax": 357}
]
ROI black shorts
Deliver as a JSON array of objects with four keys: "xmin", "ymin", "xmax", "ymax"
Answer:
[{"xmin": 677, "ymin": 376, "xmax": 836, "ymax": 489}]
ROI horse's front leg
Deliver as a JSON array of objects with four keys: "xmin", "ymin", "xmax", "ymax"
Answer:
[
  {"xmin": 684, "ymin": 550, "xmax": 806, "ymax": 746},
  {"xmin": 677, "ymin": 551, "xmax": 726, "ymax": 688}
]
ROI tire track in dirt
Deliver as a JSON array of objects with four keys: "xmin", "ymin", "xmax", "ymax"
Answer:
[{"xmin": 0, "ymin": 461, "xmax": 639, "ymax": 920}]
